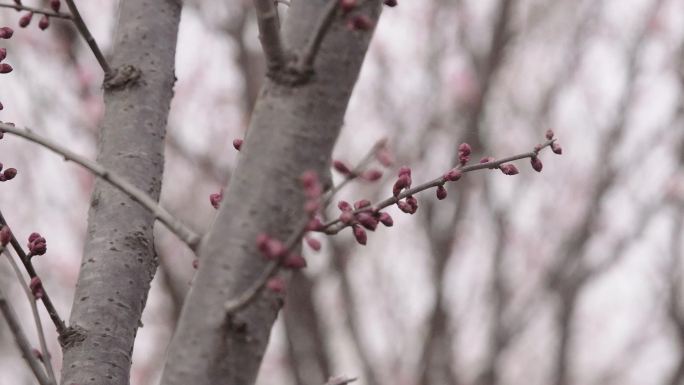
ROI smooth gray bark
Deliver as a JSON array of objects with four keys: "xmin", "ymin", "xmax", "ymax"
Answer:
[
  {"xmin": 160, "ymin": 2, "xmax": 381, "ymax": 385},
  {"xmin": 60, "ymin": 1, "xmax": 181, "ymax": 384}
]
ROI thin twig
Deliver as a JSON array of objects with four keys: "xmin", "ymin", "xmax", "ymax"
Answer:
[
  {"xmin": 325, "ymin": 376, "xmax": 358, "ymax": 385},
  {"xmin": 0, "ymin": 124, "xmax": 202, "ymax": 251},
  {"xmin": 321, "ymin": 139, "xmax": 556, "ymax": 233},
  {"xmin": 295, "ymin": 0, "xmax": 339, "ymax": 73},
  {"xmin": 0, "ymin": 2, "xmax": 72, "ymax": 19},
  {"xmin": 0, "ymin": 210, "xmax": 67, "ymax": 336},
  {"xmin": 324, "ymin": 140, "xmax": 385, "ymax": 206},
  {"xmin": 2, "ymin": 248, "xmax": 56, "ymax": 383},
  {"xmin": 63, "ymin": 0, "xmax": 111, "ymax": 74},
  {"xmin": 253, "ymin": 0, "xmax": 286, "ymax": 72},
  {"xmin": 0, "ymin": 284, "xmax": 53, "ymax": 385}
]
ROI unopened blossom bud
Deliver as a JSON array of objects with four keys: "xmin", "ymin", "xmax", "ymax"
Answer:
[
  {"xmin": 552, "ymin": 142, "xmax": 563, "ymax": 155},
  {"xmin": 266, "ymin": 276, "xmax": 286, "ymax": 294},
  {"xmin": 545, "ymin": 129, "xmax": 554, "ymax": 140},
  {"xmin": 209, "ymin": 191, "xmax": 223, "ymax": 209},
  {"xmin": 458, "ymin": 142, "xmax": 472, "ymax": 156},
  {"xmin": 256, "ymin": 233, "xmax": 270, "ymax": 254},
  {"xmin": 338, "ymin": 200, "xmax": 352, "ymax": 212},
  {"xmin": 340, "ymin": 0, "xmax": 357, "ymax": 13},
  {"xmin": 499, "ymin": 164, "xmax": 519, "ymax": 176},
  {"xmin": 398, "ymin": 166, "xmax": 411, "ymax": 177},
  {"xmin": 0, "ymin": 63, "xmax": 13, "ymax": 74},
  {"xmin": 49, "ymin": 0, "xmax": 61, "ymax": 12},
  {"xmin": 339, "ymin": 211, "xmax": 354, "ymax": 225},
  {"xmin": 0, "ymin": 27, "xmax": 14, "ymax": 39},
  {"xmin": 0, "ymin": 102, "xmax": 3, "ymax": 111},
  {"xmin": 375, "ymin": 147, "xmax": 394, "ymax": 167},
  {"xmin": 384, "ymin": 0, "xmax": 397, "ymax": 6},
  {"xmin": 356, "ymin": 212, "xmax": 378, "ymax": 231},
  {"xmin": 305, "ymin": 236, "xmax": 321, "ymax": 251},
  {"xmin": 347, "ymin": 15, "xmax": 373, "ymax": 31},
  {"xmin": 304, "ymin": 199, "xmax": 320, "ymax": 215},
  {"xmin": 436, "ymin": 185, "xmax": 447, "ymax": 200},
  {"xmin": 0, "ymin": 48, "xmax": 6, "ymax": 62},
  {"xmin": 352, "ymin": 225, "xmax": 367, "ymax": 245},
  {"xmin": 282, "ymin": 254, "xmax": 307, "ymax": 269},
  {"xmin": 192, "ymin": 259, "xmax": 199, "ymax": 269},
  {"xmin": 443, "ymin": 168, "xmax": 462, "ymax": 182},
  {"xmin": 28, "ymin": 233, "xmax": 46, "ymax": 256},
  {"xmin": 406, "ymin": 195, "xmax": 418, "ymax": 212},
  {"xmin": 361, "ymin": 169, "xmax": 383, "ymax": 181},
  {"xmin": 2, "ymin": 168, "xmax": 16, "ymax": 180},
  {"xmin": 265, "ymin": 238, "xmax": 286, "ymax": 260},
  {"xmin": 19, "ymin": 12, "xmax": 33, "ymax": 28},
  {"xmin": 533, "ymin": 144, "xmax": 542, "ymax": 152},
  {"xmin": 299, "ymin": 170, "xmax": 318, "ymax": 189},
  {"xmin": 29, "ymin": 277, "xmax": 44, "ymax": 299},
  {"xmin": 306, "ymin": 217, "xmax": 323, "ymax": 231},
  {"xmin": 377, "ymin": 212, "xmax": 393, "ymax": 227},
  {"xmin": 28, "ymin": 232, "xmax": 40, "ymax": 243},
  {"xmin": 354, "ymin": 199, "xmax": 371, "ymax": 210},
  {"xmin": 38, "ymin": 15, "xmax": 49, "ymax": 30},
  {"xmin": 480, "ymin": 156, "xmax": 495, "ymax": 164},
  {"xmin": 232, "ymin": 138, "xmax": 243, "ymax": 151},
  {"xmin": 530, "ymin": 156, "xmax": 543, "ymax": 172},
  {"xmin": 333, "ymin": 160, "xmax": 352, "ymax": 176},
  {"xmin": 392, "ymin": 174, "xmax": 411, "ymax": 197},
  {"xmin": 397, "ymin": 200, "xmax": 413, "ymax": 214},
  {"xmin": 0, "ymin": 226, "xmax": 11, "ymax": 247}
]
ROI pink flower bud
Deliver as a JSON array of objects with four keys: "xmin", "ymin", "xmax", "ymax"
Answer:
[
  {"xmin": 378, "ymin": 212, "xmax": 393, "ymax": 227},
  {"xmin": 192, "ymin": 259, "xmax": 199, "ymax": 269},
  {"xmin": 339, "ymin": 211, "xmax": 354, "ymax": 225},
  {"xmin": 499, "ymin": 164, "xmax": 519, "ymax": 176},
  {"xmin": 0, "ymin": 27, "xmax": 14, "ymax": 39},
  {"xmin": 0, "ymin": 226, "xmax": 11, "ymax": 247},
  {"xmin": 306, "ymin": 217, "xmax": 323, "ymax": 231},
  {"xmin": 436, "ymin": 185, "xmax": 447, "ymax": 200},
  {"xmin": 38, "ymin": 15, "xmax": 49, "ymax": 30},
  {"xmin": 533, "ymin": 144, "xmax": 542, "ymax": 152},
  {"xmin": 2, "ymin": 168, "xmax": 16, "ymax": 180},
  {"xmin": 375, "ymin": 147, "xmax": 394, "ymax": 167},
  {"xmin": 393, "ymin": 174, "xmax": 411, "ymax": 197},
  {"xmin": 304, "ymin": 199, "xmax": 320, "ymax": 215},
  {"xmin": 398, "ymin": 166, "xmax": 411, "ymax": 177},
  {"xmin": 28, "ymin": 237, "xmax": 46, "ymax": 256},
  {"xmin": 19, "ymin": 12, "xmax": 33, "ymax": 28},
  {"xmin": 0, "ymin": 102, "xmax": 3, "ymax": 110},
  {"xmin": 282, "ymin": 254, "xmax": 307, "ymax": 269},
  {"xmin": 266, "ymin": 276, "xmax": 286, "ymax": 294},
  {"xmin": 256, "ymin": 233, "xmax": 270, "ymax": 254},
  {"xmin": 384, "ymin": 0, "xmax": 397, "ymax": 6},
  {"xmin": 340, "ymin": 0, "xmax": 357, "ymax": 13},
  {"xmin": 0, "ymin": 63, "xmax": 13, "ymax": 74},
  {"xmin": 530, "ymin": 156, "xmax": 543, "ymax": 172},
  {"xmin": 361, "ymin": 169, "xmax": 383, "ymax": 181},
  {"xmin": 265, "ymin": 238, "xmax": 286, "ymax": 260},
  {"xmin": 480, "ymin": 157, "xmax": 495, "ymax": 164},
  {"xmin": 458, "ymin": 142, "xmax": 472, "ymax": 156},
  {"xmin": 354, "ymin": 199, "xmax": 371, "ymax": 210},
  {"xmin": 397, "ymin": 200, "xmax": 413, "ymax": 214},
  {"xmin": 29, "ymin": 276, "xmax": 44, "ymax": 299},
  {"xmin": 232, "ymin": 138, "xmax": 243, "ymax": 151},
  {"xmin": 0, "ymin": 48, "xmax": 6, "ymax": 62},
  {"xmin": 356, "ymin": 212, "xmax": 378, "ymax": 231},
  {"xmin": 347, "ymin": 15, "xmax": 373, "ymax": 31},
  {"xmin": 305, "ymin": 236, "xmax": 321, "ymax": 251},
  {"xmin": 545, "ymin": 129, "xmax": 554, "ymax": 140},
  {"xmin": 299, "ymin": 170, "xmax": 318, "ymax": 189},
  {"xmin": 49, "ymin": 0, "xmax": 61, "ymax": 12},
  {"xmin": 443, "ymin": 168, "xmax": 462, "ymax": 182},
  {"xmin": 352, "ymin": 225, "xmax": 367, "ymax": 245},
  {"xmin": 333, "ymin": 160, "xmax": 352, "ymax": 176},
  {"xmin": 338, "ymin": 200, "xmax": 352, "ymax": 211},
  {"xmin": 552, "ymin": 142, "xmax": 563, "ymax": 155},
  {"xmin": 209, "ymin": 191, "xmax": 223, "ymax": 209},
  {"xmin": 406, "ymin": 195, "xmax": 418, "ymax": 212}
]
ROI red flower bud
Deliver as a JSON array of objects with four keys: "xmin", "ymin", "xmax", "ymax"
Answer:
[
  {"xmin": 347, "ymin": 15, "xmax": 373, "ymax": 31},
  {"xmin": 192, "ymin": 259, "xmax": 199, "ymax": 269},
  {"xmin": 0, "ymin": 102, "xmax": 3, "ymax": 110},
  {"xmin": 378, "ymin": 212, "xmax": 393, "ymax": 227},
  {"xmin": 397, "ymin": 200, "xmax": 413, "ymax": 214},
  {"xmin": 0, "ymin": 225, "xmax": 11, "ymax": 247},
  {"xmin": 264, "ymin": 238, "xmax": 286, "ymax": 260},
  {"xmin": 552, "ymin": 142, "xmax": 563, "ymax": 155},
  {"xmin": 499, "ymin": 164, "xmax": 519, "ymax": 176},
  {"xmin": 340, "ymin": 0, "xmax": 357, "ymax": 13},
  {"xmin": 384, "ymin": 0, "xmax": 398, "ymax": 6},
  {"xmin": 49, "ymin": 0, "xmax": 61, "ymax": 12},
  {"xmin": 282, "ymin": 254, "xmax": 307, "ymax": 269},
  {"xmin": 0, "ymin": 27, "xmax": 14, "ymax": 39},
  {"xmin": 0, "ymin": 63, "xmax": 13, "ymax": 74},
  {"xmin": 307, "ymin": 217, "xmax": 323, "ymax": 231},
  {"xmin": 209, "ymin": 191, "xmax": 223, "ymax": 209},
  {"xmin": 38, "ymin": 15, "xmax": 49, "ymax": 30},
  {"xmin": 305, "ymin": 236, "xmax": 321, "ymax": 251},
  {"xmin": 338, "ymin": 200, "xmax": 352, "ymax": 211},
  {"xmin": 354, "ymin": 199, "xmax": 371, "ymax": 210},
  {"xmin": 352, "ymin": 225, "xmax": 367, "ymax": 245},
  {"xmin": 333, "ymin": 160, "xmax": 352, "ymax": 176},
  {"xmin": 530, "ymin": 156, "xmax": 543, "ymax": 172},
  {"xmin": 232, "ymin": 138, "xmax": 243, "ymax": 151},
  {"xmin": 356, "ymin": 212, "xmax": 378, "ymax": 231},
  {"xmin": 443, "ymin": 168, "xmax": 462, "ymax": 182},
  {"xmin": 2, "ymin": 168, "xmax": 16, "ymax": 180},
  {"xmin": 361, "ymin": 169, "xmax": 383, "ymax": 181},
  {"xmin": 375, "ymin": 147, "xmax": 395, "ymax": 167},
  {"xmin": 393, "ymin": 174, "xmax": 411, "ymax": 197},
  {"xmin": 398, "ymin": 166, "xmax": 411, "ymax": 177},
  {"xmin": 458, "ymin": 142, "xmax": 472, "ymax": 156},
  {"xmin": 545, "ymin": 129, "xmax": 554, "ymax": 140},
  {"xmin": 436, "ymin": 185, "xmax": 447, "ymax": 200},
  {"xmin": 266, "ymin": 276, "xmax": 286, "ymax": 294},
  {"xmin": 0, "ymin": 48, "xmax": 6, "ymax": 62},
  {"xmin": 300, "ymin": 170, "xmax": 318, "ymax": 189},
  {"xmin": 339, "ymin": 211, "xmax": 354, "ymax": 225},
  {"xmin": 256, "ymin": 233, "xmax": 270, "ymax": 254},
  {"xmin": 29, "ymin": 276, "xmax": 44, "ymax": 299},
  {"xmin": 304, "ymin": 199, "xmax": 320, "ymax": 215},
  {"xmin": 19, "ymin": 12, "xmax": 33, "ymax": 28},
  {"xmin": 406, "ymin": 195, "xmax": 418, "ymax": 212},
  {"xmin": 480, "ymin": 156, "xmax": 495, "ymax": 164},
  {"xmin": 28, "ymin": 232, "xmax": 40, "ymax": 243}
]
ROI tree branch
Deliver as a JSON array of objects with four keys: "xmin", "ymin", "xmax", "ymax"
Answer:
[
  {"xmin": 253, "ymin": 0, "xmax": 286, "ymax": 73},
  {"xmin": 0, "ymin": 124, "xmax": 201, "ymax": 251},
  {"xmin": 63, "ymin": 0, "xmax": 111, "ymax": 74},
  {"xmin": 294, "ymin": 0, "xmax": 339, "ymax": 74}
]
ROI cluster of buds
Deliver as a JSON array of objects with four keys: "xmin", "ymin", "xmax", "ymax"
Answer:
[
  {"xmin": 17, "ymin": 0, "xmax": 60, "ymax": 31},
  {"xmin": 0, "ymin": 26, "xmax": 13, "ymax": 110},
  {"xmin": 0, "ymin": 162, "xmax": 17, "ymax": 181},
  {"xmin": 29, "ymin": 276, "xmax": 44, "ymax": 299},
  {"xmin": 336, "ymin": 199, "xmax": 393, "ymax": 245},
  {"xmin": 27, "ymin": 232, "xmax": 46, "ymax": 257},
  {"xmin": 256, "ymin": 233, "xmax": 307, "ymax": 270},
  {"xmin": 209, "ymin": 189, "xmax": 223, "ymax": 209}
]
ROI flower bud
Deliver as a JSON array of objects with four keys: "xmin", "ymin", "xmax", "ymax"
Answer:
[
  {"xmin": 340, "ymin": 0, "xmax": 357, "ymax": 13},
  {"xmin": 436, "ymin": 185, "xmax": 447, "ymax": 200},
  {"xmin": 305, "ymin": 236, "xmax": 321, "ymax": 251},
  {"xmin": 339, "ymin": 211, "xmax": 354, "ymax": 225},
  {"xmin": 192, "ymin": 259, "xmax": 199, "ymax": 269},
  {"xmin": 530, "ymin": 156, "xmax": 543, "ymax": 172},
  {"xmin": 458, "ymin": 142, "xmax": 472, "ymax": 156},
  {"xmin": 375, "ymin": 147, "xmax": 394, "ymax": 167},
  {"xmin": 361, "ymin": 169, "xmax": 383, "ymax": 181},
  {"xmin": 377, "ymin": 212, "xmax": 393, "ymax": 227},
  {"xmin": 356, "ymin": 212, "xmax": 378, "ymax": 231},
  {"xmin": 38, "ymin": 15, "xmax": 49, "ymax": 31},
  {"xmin": 49, "ymin": 0, "xmax": 61, "ymax": 12},
  {"xmin": 347, "ymin": 15, "xmax": 373, "ymax": 31},
  {"xmin": 265, "ymin": 238, "xmax": 286, "ymax": 260},
  {"xmin": 0, "ymin": 226, "xmax": 11, "ymax": 247},
  {"xmin": 406, "ymin": 195, "xmax": 418, "ymax": 212},
  {"xmin": 552, "ymin": 142, "xmax": 563, "ymax": 155},
  {"xmin": 29, "ymin": 277, "xmax": 44, "ymax": 299},
  {"xmin": 209, "ymin": 191, "xmax": 223, "ymax": 209},
  {"xmin": 480, "ymin": 156, "xmax": 495, "ymax": 164},
  {"xmin": 333, "ymin": 160, "xmax": 352, "ymax": 176},
  {"xmin": 354, "ymin": 199, "xmax": 371, "ymax": 210},
  {"xmin": 499, "ymin": 164, "xmax": 519, "ymax": 176},
  {"xmin": 398, "ymin": 166, "xmax": 411, "ymax": 177},
  {"xmin": 304, "ymin": 199, "xmax": 320, "ymax": 215},
  {"xmin": 0, "ymin": 63, "xmax": 13, "ymax": 74},
  {"xmin": 443, "ymin": 168, "xmax": 462, "ymax": 182},
  {"xmin": 0, "ymin": 48, "xmax": 6, "ymax": 62},
  {"xmin": 282, "ymin": 254, "xmax": 307, "ymax": 269},
  {"xmin": 338, "ymin": 200, "xmax": 352, "ymax": 211},
  {"xmin": 0, "ymin": 27, "xmax": 14, "ymax": 39},
  {"xmin": 232, "ymin": 138, "xmax": 243, "ymax": 151},
  {"xmin": 266, "ymin": 276, "xmax": 286, "ymax": 294},
  {"xmin": 545, "ymin": 129, "xmax": 554, "ymax": 140},
  {"xmin": 384, "ymin": 0, "xmax": 397, "ymax": 6},
  {"xmin": 19, "ymin": 12, "xmax": 33, "ymax": 28},
  {"xmin": 397, "ymin": 200, "xmax": 413, "ymax": 214},
  {"xmin": 256, "ymin": 233, "xmax": 270, "ymax": 254},
  {"xmin": 352, "ymin": 225, "xmax": 367, "ymax": 245},
  {"xmin": 307, "ymin": 217, "xmax": 323, "ymax": 231},
  {"xmin": 2, "ymin": 168, "xmax": 16, "ymax": 180},
  {"xmin": 392, "ymin": 174, "xmax": 411, "ymax": 197}
]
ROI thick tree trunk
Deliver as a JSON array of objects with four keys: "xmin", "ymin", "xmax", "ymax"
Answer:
[
  {"xmin": 160, "ymin": 2, "xmax": 381, "ymax": 385},
  {"xmin": 60, "ymin": 1, "xmax": 181, "ymax": 384}
]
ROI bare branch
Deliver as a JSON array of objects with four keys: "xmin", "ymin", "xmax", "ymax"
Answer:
[
  {"xmin": 295, "ymin": 0, "xmax": 339, "ymax": 74},
  {"xmin": 254, "ymin": 0, "xmax": 286, "ymax": 72},
  {"xmin": 0, "ymin": 124, "xmax": 202, "ymax": 250},
  {"xmin": 0, "ymin": 283, "xmax": 53, "ymax": 385},
  {"xmin": 63, "ymin": 0, "xmax": 111, "ymax": 74}
]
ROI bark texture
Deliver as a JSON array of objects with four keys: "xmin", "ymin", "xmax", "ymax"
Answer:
[
  {"xmin": 160, "ymin": 2, "xmax": 381, "ymax": 385},
  {"xmin": 60, "ymin": 1, "xmax": 181, "ymax": 384}
]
